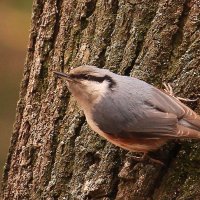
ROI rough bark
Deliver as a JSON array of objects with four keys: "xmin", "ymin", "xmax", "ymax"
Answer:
[{"xmin": 2, "ymin": 0, "xmax": 200, "ymax": 199}]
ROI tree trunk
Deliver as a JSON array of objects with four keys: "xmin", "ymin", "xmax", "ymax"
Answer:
[{"xmin": 2, "ymin": 0, "xmax": 200, "ymax": 199}]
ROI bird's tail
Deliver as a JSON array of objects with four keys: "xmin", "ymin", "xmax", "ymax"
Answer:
[
  {"xmin": 177, "ymin": 124, "xmax": 200, "ymax": 139},
  {"xmin": 177, "ymin": 102, "xmax": 200, "ymax": 139}
]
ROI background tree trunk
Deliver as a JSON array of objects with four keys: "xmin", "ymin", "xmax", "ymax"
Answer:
[{"xmin": 2, "ymin": 0, "xmax": 200, "ymax": 199}]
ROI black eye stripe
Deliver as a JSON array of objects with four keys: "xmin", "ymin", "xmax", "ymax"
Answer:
[
  {"xmin": 70, "ymin": 74, "xmax": 88, "ymax": 79},
  {"xmin": 104, "ymin": 75, "xmax": 116, "ymax": 89},
  {"xmin": 70, "ymin": 74, "xmax": 116, "ymax": 89},
  {"xmin": 70, "ymin": 74, "xmax": 104, "ymax": 82}
]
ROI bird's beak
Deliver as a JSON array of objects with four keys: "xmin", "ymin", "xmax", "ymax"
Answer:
[{"xmin": 53, "ymin": 71, "xmax": 72, "ymax": 81}]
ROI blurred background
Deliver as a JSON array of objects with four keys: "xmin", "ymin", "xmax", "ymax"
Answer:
[{"xmin": 0, "ymin": 0, "xmax": 32, "ymax": 190}]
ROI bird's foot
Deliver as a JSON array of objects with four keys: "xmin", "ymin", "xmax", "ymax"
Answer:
[
  {"xmin": 163, "ymin": 82, "xmax": 199, "ymax": 102},
  {"xmin": 163, "ymin": 82, "xmax": 174, "ymax": 96},
  {"xmin": 176, "ymin": 96, "xmax": 199, "ymax": 102},
  {"xmin": 128, "ymin": 153, "xmax": 165, "ymax": 166}
]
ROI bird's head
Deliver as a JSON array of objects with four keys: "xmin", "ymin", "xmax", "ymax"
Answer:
[{"xmin": 54, "ymin": 65, "xmax": 116, "ymax": 107}]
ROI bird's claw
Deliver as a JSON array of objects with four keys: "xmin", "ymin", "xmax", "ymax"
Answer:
[
  {"xmin": 127, "ymin": 153, "xmax": 165, "ymax": 166},
  {"xmin": 163, "ymin": 82, "xmax": 199, "ymax": 102},
  {"xmin": 163, "ymin": 82, "xmax": 174, "ymax": 96}
]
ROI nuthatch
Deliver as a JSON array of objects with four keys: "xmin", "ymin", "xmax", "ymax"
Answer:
[{"xmin": 54, "ymin": 66, "xmax": 200, "ymax": 162}]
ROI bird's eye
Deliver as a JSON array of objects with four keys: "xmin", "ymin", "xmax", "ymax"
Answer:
[
  {"xmin": 83, "ymin": 74, "xmax": 91, "ymax": 80},
  {"xmin": 74, "ymin": 74, "xmax": 107, "ymax": 83},
  {"xmin": 70, "ymin": 74, "xmax": 90, "ymax": 80}
]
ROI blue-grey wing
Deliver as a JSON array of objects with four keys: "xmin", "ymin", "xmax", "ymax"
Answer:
[{"xmin": 92, "ymin": 82, "xmax": 186, "ymax": 140}]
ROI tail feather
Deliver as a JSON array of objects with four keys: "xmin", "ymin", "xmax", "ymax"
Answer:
[
  {"xmin": 179, "ymin": 119, "xmax": 200, "ymax": 132},
  {"xmin": 177, "ymin": 125, "xmax": 200, "ymax": 139},
  {"xmin": 181, "ymin": 103, "xmax": 200, "ymax": 131},
  {"xmin": 185, "ymin": 118, "xmax": 200, "ymax": 131}
]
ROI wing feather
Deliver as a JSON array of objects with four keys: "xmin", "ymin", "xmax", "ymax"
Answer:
[
  {"xmin": 151, "ymin": 87, "xmax": 200, "ymax": 131},
  {"xmin": 92, "ymin": 78, "xmax": 200, "ymax": 140}
]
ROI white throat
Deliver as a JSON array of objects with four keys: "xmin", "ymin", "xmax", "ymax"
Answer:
[
  {"xmin": 71, "ymin": 80, "xmax": 108, "ymax": 113},
  {"xmin": 86, "ymin": 80, "xmax": 108, "ymax": 97}
]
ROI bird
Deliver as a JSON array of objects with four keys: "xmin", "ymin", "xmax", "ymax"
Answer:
[{"xmin": 54, "ymin": 65, "xmax": 200, "ymax": 164}]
